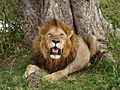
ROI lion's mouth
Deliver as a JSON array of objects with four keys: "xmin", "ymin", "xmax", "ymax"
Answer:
[{"xmin": 50, "ymin": 46, "xmax": 61, "ymax": 59}]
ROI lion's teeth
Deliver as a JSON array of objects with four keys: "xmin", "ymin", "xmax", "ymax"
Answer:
[{"xmin": 50, "ymin": 55, "xmax": 60, "ymax": 59}]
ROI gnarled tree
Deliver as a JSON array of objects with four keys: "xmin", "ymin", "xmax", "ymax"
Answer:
[{"xmin": 17, "ymin": 0, "xmax": 116, "ymax": 58}]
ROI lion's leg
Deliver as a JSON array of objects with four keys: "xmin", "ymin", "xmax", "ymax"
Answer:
[
  {"xmin": 83, "ymin": 34, "xmax": 98, "ymax": 57},
  {"xmin": 44, "ymin": 59, "xmax": 90, "ymax": 81},
  {"xmin": 24, "ymin": 64, "xmax": 44, "ymax": 78},
  {"xmin": 44, "ymin": 67, "xmax": 69, "ymax": 81},
  {"xmin": 44, "ymin": 64, "xmax": 82, "ymax": 81}
]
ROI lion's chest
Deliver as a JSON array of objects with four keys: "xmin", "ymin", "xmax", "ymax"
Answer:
[{"xmin": 37, "ymin": 52, "xmax": 76, "ymax": 73}]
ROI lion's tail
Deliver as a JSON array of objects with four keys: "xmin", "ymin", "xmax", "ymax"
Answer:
[{"xmin": 83, "ymin": 34, "xmax": 98, "ymax": 57}]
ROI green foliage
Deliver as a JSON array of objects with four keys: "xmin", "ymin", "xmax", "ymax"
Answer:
[{"xmin": 0, "ymin": 0, "xmax": 23, "ymax": 59}]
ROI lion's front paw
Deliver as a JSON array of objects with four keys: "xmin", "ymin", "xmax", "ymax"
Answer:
[
  {"xmin": 24, "ymin": 64, "xmax": 40, "ymax": 78},
  {"xmin": 44, "ymin": 73, "xmax": 59, "ymax": 81}
]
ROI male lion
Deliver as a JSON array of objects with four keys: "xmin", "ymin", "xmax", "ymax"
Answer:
[{"xmin": 24, "ymin": 19, "xmax": 98, "ymax": 81}]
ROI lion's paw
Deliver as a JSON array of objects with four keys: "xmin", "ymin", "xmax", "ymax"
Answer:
[
  {"xmin": 44, "ymin": 73, "xmax": 59, "ymax": 81},
  {"xmin": 24, "ymin": 64, "xmax": 40, "ymax": 78}
]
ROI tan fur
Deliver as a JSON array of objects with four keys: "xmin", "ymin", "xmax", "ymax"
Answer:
[{"xmin": 24, "ymin": 19, "xmax": 98, "ymax": 80}]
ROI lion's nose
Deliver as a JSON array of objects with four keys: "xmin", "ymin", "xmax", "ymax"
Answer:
[{"xmin": 52, "ymin": 40, "xmax": 60, "ymax": 44}]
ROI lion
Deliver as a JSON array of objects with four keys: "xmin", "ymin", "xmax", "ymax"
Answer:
[{"xmin": 24, "ymin": 19, "xmax": 98, "ymax": 81}]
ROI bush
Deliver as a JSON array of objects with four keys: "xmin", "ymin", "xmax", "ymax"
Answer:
[{"xmin": 0, "ymin": 0, "xmax": 23, "ymax": 59}]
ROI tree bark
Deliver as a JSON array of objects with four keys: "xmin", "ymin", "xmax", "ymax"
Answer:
[
  {"xmin": 17, "ymin": 0, "xmax": 114, "ymax": 57},
  {"xmin": 17, "ymin": 0, "xmax": 74, "ymax": 45}
]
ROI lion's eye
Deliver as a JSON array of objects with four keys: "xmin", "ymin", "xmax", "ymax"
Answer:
[
  {"xmin": 60, "ymin": 33, "xmax": 64, "ymax": 36},
  {"xmin": 48, "ymin": 33, "xmax": 52, "ymax": 37}
]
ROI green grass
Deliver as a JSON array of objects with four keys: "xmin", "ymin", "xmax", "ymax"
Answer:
[
  {"xmin": 0, "ymin": 0, "xmax": 120, "ymax": 90},
  {"xmin": 0, "ymin": 48, "xmax": 33, "ymax": 90},
  {"xmin": 106, "ymin": 33, "xmax": 120, "ymax": 60},
  {"xmin": 100, "ymin": 0, "xmax": 120, "ymax": 29},
  {"xmin": 0, "ymin": 48, "xmax": 119, "ymax": 90}
]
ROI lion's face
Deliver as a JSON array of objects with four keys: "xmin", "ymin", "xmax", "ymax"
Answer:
[
  {"xmin": 45, "ymin": 27, "xmax": 67, "ymax": 59},
  {"xmin": 37, "ymin": 19, "xmax": 74, "ymax": 60}
]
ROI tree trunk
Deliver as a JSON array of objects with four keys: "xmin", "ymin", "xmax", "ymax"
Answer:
[{"xmin": 17, "ymin": 0, "xmax": 114, "ymax": 57}]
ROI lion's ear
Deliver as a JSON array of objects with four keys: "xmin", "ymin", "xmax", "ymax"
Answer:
[{"xmin": 68, "ymin": 29, "xmax": 73, "ymax": 38}]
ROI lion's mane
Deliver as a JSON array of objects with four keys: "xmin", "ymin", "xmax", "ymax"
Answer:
[{"xmin": 32, "ymin": 19, "xmax": 78, "ymax": 73}]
